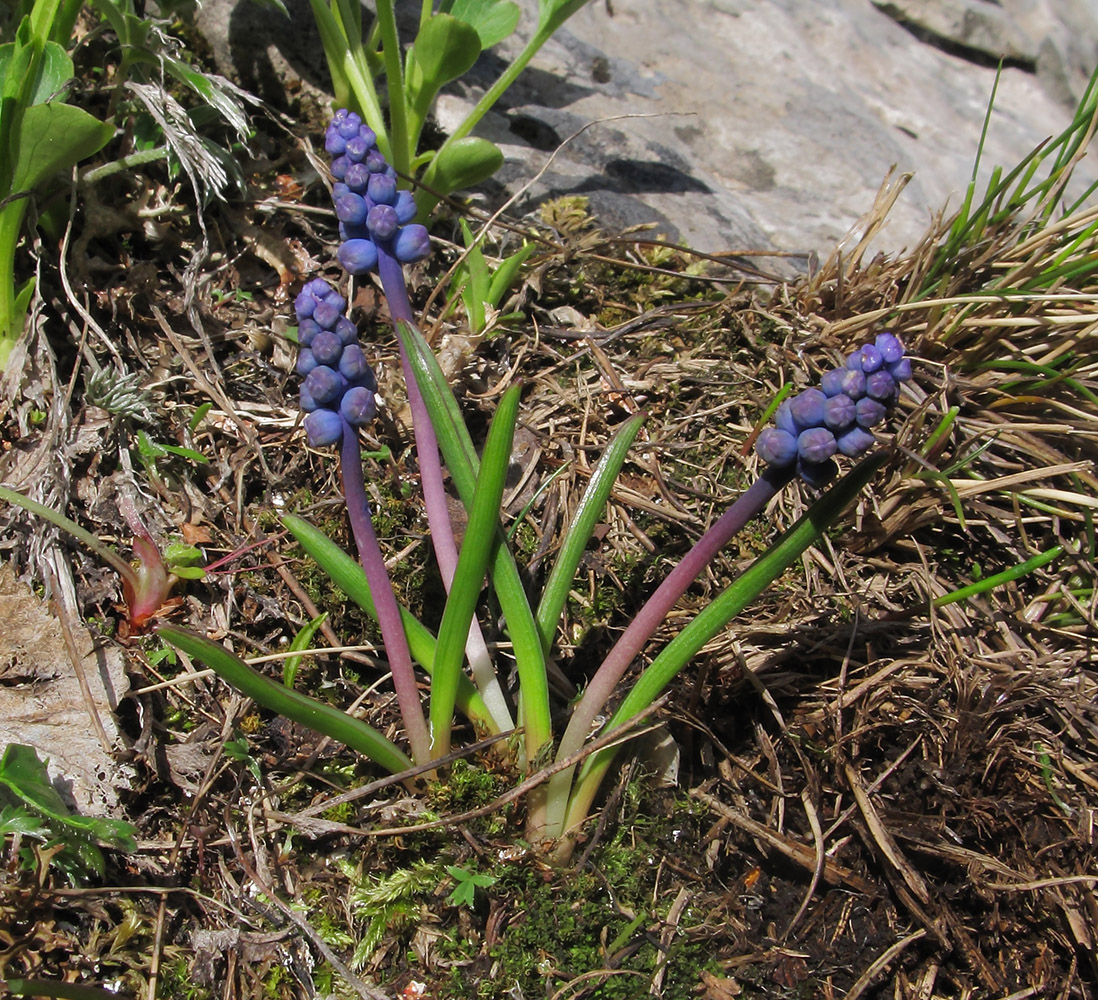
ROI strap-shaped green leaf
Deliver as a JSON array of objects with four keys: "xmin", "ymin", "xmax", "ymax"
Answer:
[
  {"xmin": 429, "ymin": 383, "xmax": 519, "ymax": 757},
  {"xmin": 396, "ymin": 321, "xmax": 552, "ymax": 764},
  {"xmin": 159, "ymin": 625, "xmax": 414, "ymax": 775},
  {"xmin": 536, "ymin": 412, "xmax": 644, "ymax": 652}
]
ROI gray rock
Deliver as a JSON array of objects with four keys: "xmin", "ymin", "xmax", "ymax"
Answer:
[{"xmin": 194, "ymin": 0, "xmax": 1094, "ymax": 261}]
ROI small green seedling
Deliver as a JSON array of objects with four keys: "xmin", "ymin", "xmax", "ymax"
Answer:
[
  {"xmin": 450, "ymin": 218, "xmax": 536, "ymax": 335},
  {"xmin": 445, "ymin": 864, "xmax": 497, "ymax": 907}
]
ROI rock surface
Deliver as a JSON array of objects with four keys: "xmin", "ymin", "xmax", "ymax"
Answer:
[{"xmin": 195, "ymin": 0, "xmax": 1096, "ymax": 261}]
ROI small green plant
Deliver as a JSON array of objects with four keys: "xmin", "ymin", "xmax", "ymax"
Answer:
[
  {"xmin": 447, "ymin": 218, "xmax": 536, "ymax": 335},
  {"xmin": 304, "ymin": 0, "xmax": 592, "ymax": 220},
  {"xmin": 0, "ymin": 0, "xmax": 114, "ymax": 369},
  {"xmin": 0, "ymin": 744, "xmax": 136, "ymax": 884},
  {"xmin": 445, "ymin": 864, "xmax": 496, "ymax": 907}
]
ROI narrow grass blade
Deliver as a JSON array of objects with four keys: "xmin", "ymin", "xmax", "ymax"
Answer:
[
  {"xmin": 933, "ymin": 545, "xmax": 1063, "ymax": 608},
  {"xmin": 430, "ymin": 384, "xmax": 520, "ymax": 757},
  {"xmin": 536, "ymin": 412, "xmax": 645, "ymax": 652},
  {"xmin": 159, "ymin": 625, "xmax": 414, "ymax": 775}
]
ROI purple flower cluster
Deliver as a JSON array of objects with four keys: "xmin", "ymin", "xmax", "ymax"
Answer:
[
  {"xmin": 325, "ymin": 109, "xmax": 431, "ymax": 275},
  {"xmin": 756, "ymin": 332, "xmax": 912, "ymax": 488},
  {"xmin": 295, "ymin": 278, "xmax": 378, "ymax": 447}
]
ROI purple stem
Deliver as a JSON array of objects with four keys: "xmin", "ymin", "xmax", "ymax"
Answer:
[
  {"xmin": 555, "ymin": 467, "xmax": 794, "ymax": 764},
  {"xmin": 340, "ymin": 416, "xmax": 432, "ymax": 766}
]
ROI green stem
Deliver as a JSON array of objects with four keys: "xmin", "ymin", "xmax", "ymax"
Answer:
[
  {"xmin": 0, "ymin": 197, "xmax": 29, "ymax": 367},
  {"xmin": 0, "ymin": 485, "xmax": 138, "ymax": 590},
  {"xmin": 374, "ymin": 0, "xmax": 410, "ymax": 177}
]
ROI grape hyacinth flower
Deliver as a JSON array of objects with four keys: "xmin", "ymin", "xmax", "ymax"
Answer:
[
  {"xmin": 551, "ymin": 332, "xmax": 913, "ymax": 832},
  {"xmin": 294, "ymin": 278, "xmax": 379, "ymax": 448},
  {"xmin": 325, "ymin": 109, "xmax": 431, "ymax": 277},
  {"xmin": 756, "ymin": 332, "xmax": 912, "ymax": 488}
]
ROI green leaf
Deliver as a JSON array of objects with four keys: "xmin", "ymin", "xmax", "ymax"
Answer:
[
  {"xmin": 0, "ymin": 38, "xmax": 72, "ymax": 109},
  {"xmin": 486, "ymin": 242, "xmax": 536, "ymax": 308},
  {"xmin": 429, "ymin": 383, "xmax": 520, "ymax": 757},
  {"xmin": 427, "ymin": 136, "xmax": 503, "ymax": 197},
  {"xmin": 159, "ymin": 625, "xmax": 415, "ymax": 775},
  {"xmin": 10, "ymin": 101, "xmax": 113, "ymax": 194},
  {"xmin": 536, "ymin": 412, "xmax": 644, "ymax": 651},
  {"xmin": 283, "ymin": 612, "xmax": 328, "ymax": 688},
  {"xmin": 447, "ymin": 0, "xmax": 521, "ymax": 48},
  {"xmin": 408, "ymin": 13, "xmax": 481, "ymax": 106}
]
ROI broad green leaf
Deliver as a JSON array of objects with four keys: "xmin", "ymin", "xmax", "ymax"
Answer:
[
  {"xmin": 159, "ymin": 625, "xmax": 415, "ymax": 775},
  {"xmin": 428, "ymin": 136, "xmax": 503, "ymax": 196},
  {"xmin": 0, "ymin": 38, "xmax": 71, "ymax": 108},
  {"xmin": 408, "ymin": 14, "xmax": 481, "ymax": 101},
  {"xmin": 486, "ymin": 242, "xmax": 536, "ymax": 307},
  {"xmin": 11, "ymin": 101, "xmax": 113, "ymax": 194},
  {"xmin": 447, "ymin": 0, "xmax": 521, "ymax": 48},
  {"xmin": 280, "ymin": 513, "xmax": 497, "ymax": 732}
]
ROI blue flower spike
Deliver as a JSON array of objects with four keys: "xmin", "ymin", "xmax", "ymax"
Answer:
[
  {"xmin": 294, "ymin": 278, "xmax": 379, "ymax": 448},
  {"xmin": 323, "ymin": 110, "xmax": 432, "ymax": 273},
  {"xmin": 757, "ymin": 332, "xmax": 912, "ymax": 486}
]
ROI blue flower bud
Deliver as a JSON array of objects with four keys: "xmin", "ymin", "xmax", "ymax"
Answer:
[
  {"xmin": 345, "ymin": 134, "xmax": 371, "ymax": 163},
  {"xmin": 820, "ymin": 368, "xmax": 847, "ymax": 397},
  {"xmin": 788, "ymin": 388, "xmax": 827, "ymax": 431},
  {"xmin": 303, "ymin": 277, "xmax": 332, "ymax": 299},
  {"xmin": 330, "ymin": 156, "xmax": 349, "ymax": 181},
  {"xmin": 756, "ymin": 428, "xmax": 798, "ymax": 467},
  {"xmin": 774, "ymin": 401, "xmax": 796, "ymax": 435},
  {"xmin": 858, "ymin": 344, "xmax": 884, "ymax": 373},
  {"xmin": 338, "ymin": 238, "xmax": 379, "ymax": 275},
  {"xmin": 295, "ymin": 348, "xmax": 318, "ymax": 377},
  {"xmin": 798, "ymin": 427, "xmax": 837, "ymax": 463},
  {"xmin": 325, "ymin": 132, "xmax": 347, "ymax": 156},
  {"xmin": 887, "ymin": 357, "xmax": 912, "ymax": 382},
  {"xmin": 855, "ymin": 397, "xmax": 887, "ymax": 428},
  {"xmin": 294, "ymin": 290, "xmax": 317, "ymax": 319},
  {"xmin": 366, "ymin": 150, "xmax": 388, "ymax": 174},
  {"xmin": 311, "ymin": 330, "xmax": 343, "ymax": 367},
  {"xmin": 304, "ymin": 365, "xmax": 345, "ymax": 405},
  {"xmin": 299, "ymin": 384, "xmax": 319, "ymax": 412},
  {"xmin": 313, "ymin": 300, "xmax": 341, "ymax": 331},
  {"xmin": 846, "ymin": 351, "xmax": 863, "ymax": 372},
  {"xmin": 393, "ymin": 224, "xmax": 431, "ymax": 263},
  {"xmin": 797, "ymin": 458, "xmax": 836, "ymax": 489},
  {"xmin": 335, "ymin": 316, "xmax": 358, "ymax": 346},
  {"xmin": 332, "ymin": 182, "xmax": 349, "ymax": 201},
  {"xmin": 367, "ymin": 173, "xmax": 397, "ymax": 206},
  {"xmin": 336, "ymin": 113, "xmax": 361, "ymax": 140},
  {"xmin": 344, "ymin": 162, "xmax": 369, "ymax": 194},
  {"xmin": 839, "ymin": 369, "xmax": 866, "ymax": 400},
  {"xmin": 305, "ymin": 409, "xmax": 344, "ymax": 447},
  {"xmin": 875, "ymin": 332, "xmax": 904, "ymax": 364},
  {"xmin": 367, "ymin": 205, "xmax": 399, "ymax": 241},
  {"xmin": 823, "ymin": 393, "xmax": 856, "ymax": 431},
  {"xmin": 340, "ymin": 386, "xmax": 376, "ymax": 426},
  {"xmin": 865, "ymin": 369, "xmax": 897, "ymax": 402},
  {"xmin": 836, "ymin": 426, "xmax": 876, "ymax": 457},
  {"xmin": 335, "ymin": 192, "xmax": 369, "ymax": 226},
  {"xmin": 394, "ymin": 190, "xmax": 417, "ymax": 224},
  {"xmin": 339, "ymin": 344, "xmax": 375, "ymax": 386}
]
